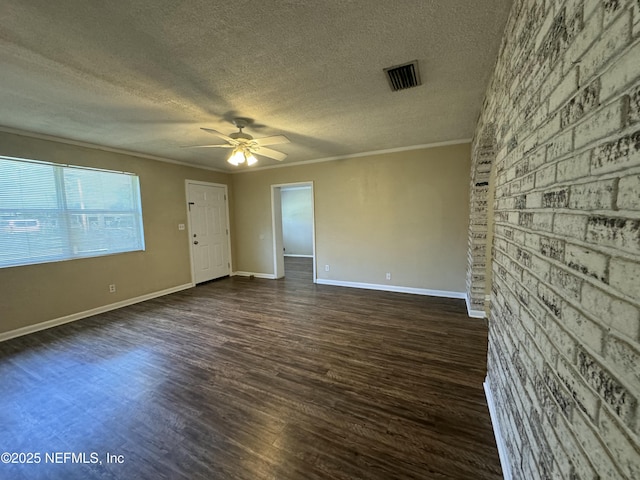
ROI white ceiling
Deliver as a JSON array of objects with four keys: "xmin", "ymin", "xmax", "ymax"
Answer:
[{"xmin": 0, "ymin": 1, "xmax": 512, "ymax": 172}]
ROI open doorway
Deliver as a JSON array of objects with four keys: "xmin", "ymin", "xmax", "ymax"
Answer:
[{"xmin": 271, "ymin": 182, "xmax": 315, "ymax": 282}]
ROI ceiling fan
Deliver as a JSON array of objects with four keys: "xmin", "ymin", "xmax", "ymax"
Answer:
[{"xmin": 185, "ymin": 118, "xmax": 289, "ymax": 166}]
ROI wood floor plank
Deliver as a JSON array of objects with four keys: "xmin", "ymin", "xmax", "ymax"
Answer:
[{"xmin": 0, "ymin": 258, "xmax": 502, "ymax": 479}]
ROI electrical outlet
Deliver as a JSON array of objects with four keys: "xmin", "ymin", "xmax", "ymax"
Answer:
[
  {"xmin": 386, "ymin": 272, "xmax": 391, "ymax": 280},
  {"xmin": 325, "ymin": 264, "xmax": 330, "ymax": 272},
  {"xmin": 178, "ymin": 224, "xmax": 185, "ymax": 230},
  {"xmin": 109, "ymin": 284, "xmax": 116, "ymax": 293}
]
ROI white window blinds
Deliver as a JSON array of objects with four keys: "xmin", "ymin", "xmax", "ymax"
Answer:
[{"xmin": 0, "ymin": 157, "xmax": 145, "ymax": 268}]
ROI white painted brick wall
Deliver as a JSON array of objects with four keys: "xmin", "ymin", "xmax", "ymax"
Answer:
[{"xmin": 470, "ymin": 0, "xmax": 640, "ymax": 477}]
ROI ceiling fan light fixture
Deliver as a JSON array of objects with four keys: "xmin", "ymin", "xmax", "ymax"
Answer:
[
  {"xmin": 228, "ymin": 148, "xmax": 245, "ymax": 165},
  {"xmin": 192, "ymin": 119, "xmax": 289, "ymax": 167}
]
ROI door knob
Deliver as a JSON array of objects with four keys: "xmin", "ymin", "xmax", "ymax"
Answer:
[{"xmin": 193, "ymin": 241, "xmax": 199, "ymax": 245}]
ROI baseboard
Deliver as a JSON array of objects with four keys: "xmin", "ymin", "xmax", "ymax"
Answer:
[
  {"xmin": 0, "ymin": 283, "xmax": 194, "ymax": 343},
  {"xmin": 315, "ymin": 279, "xmax": 465, "ymax": 299},
  {"xmin": 465, "ymin": 294, "xmax": 487, "ymax": 318},
  {"xmin": 484, "ymin": 378, "xmax": 513, "ymax": 480},
  {"xmin": 232, "ymin": 271, "xmax": 277, "ymax": 279}
]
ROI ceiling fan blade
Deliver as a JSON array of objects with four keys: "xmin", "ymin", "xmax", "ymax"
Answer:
[
  {"xmin": 181, "ymin": 144, "xmax": 234, "ymax": 149},
  {"xmin": 254, "ymin": 135, "xmax": 290, "ymax": 146},
  {"xmin": 256, "ymin": 147, "xmax": 287, "ymax": 161},
  {"xmin": 200, "ymin": 127, "xmax": 237, "ymax": 144}
]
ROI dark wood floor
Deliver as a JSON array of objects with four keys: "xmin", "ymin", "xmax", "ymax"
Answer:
[{"xmin": 0, "ymin": 258, "xmax": 501, "ymax": 479}]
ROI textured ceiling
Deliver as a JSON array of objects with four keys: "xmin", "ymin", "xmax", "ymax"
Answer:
[{"xmin": 0, "ymin": 0, "xmax": 512, "ymax": 171}]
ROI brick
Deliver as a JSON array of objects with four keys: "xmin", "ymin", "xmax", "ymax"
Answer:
[
  {"xmin": 513, "ymin": 228, "xmax": 526, "ymax": 245},
  {"xmin": 522, "ymin": 130, "xmax": 540, "ymax": 157},
  {"xmin": 617, "ymin": 174, "xmax": 640, "ymax": 210},
  {"xmin": 535, "ymin": 7, "xmax": 557, "ymax": 51},
  {"xmin": 579, "ymin": 10, "xmax": 631, "ymax": 84},
  {"xmin": 533, "ymin": 212, "xmax": 554, "ymax": 232},
  {"xmin": 574, "ymin": 99, "xmax": 626, "ymax": 149},
  {"xmin": 598, "ymin": 407, "xmax": 640, "ymax": 479},
  {"xmin": 572, "ymin": 409, "xmax": 624, "ymax": 480},
  {"xmin": 541, "ymin": 188, "xmax": 569, "ymax": 208},
  {"xmin": 600, "ymin": 41, "xmax": 640, "ymax": 101},
  {"xmin": 526, "ymin": 191, "xmax": 543, "ymax": 208},
  {"xmin": 609, "ymin": 257, "xmax": 640, "ymax": 299},
  {"xmin": 535, "ymin": 373, "xmax": 560, "ymax": 425},
  {"xmin": 528, "ymin": 146, "xmax": 547, "ymax": 171},
  {"xmin": 553, "ymin": 213, "xmax": 587, "ymax": 239},
  {"xmin": 510, "ymin": 259, "xmax": 525, "ymax": 282},
  {"xmin": 554, "ymin": 414, "xmax": 600, "ymax": 480},
  {"xmin": 582, "ymin": 281, "xmax": 639, "ymax": 340},
  {"xmin": 550, "ymin": 265, "xmax": 582, "ymax": 299},
  {"xmin": 515, "ymin": 158, "xmax": 530, "ymax": 178},
  {"xmin": 582, "ymin": 0, "xmax": 600, "ymax": 23},
  {"xmin": 533, "ymin": 256, "xmax": 553, "ymax": 285},
  {"xmin": 560, "ymin": 79, "xmax": 601, "ymax": 128},
  {"xmin": 547, "ymin": 128, "xmax": 574, "ymax": 161},
  {"xmin": 539, "ymin": 6, "xmax": 574, "ymax": 66},
  {"xmin": 537, "ymin": 283, "xmax": 563, "ymax": 318},
  {"xmin": 557, "ymin": 356, "xmax": 600, "ymax": 421},
  {"xmin": 569, "ymin": 178, "xmax": 617, "ymax": 210},
  {"xmin": 563, "ymin": 302, "xmax": 605, "ymax": 353},
  {"xmin": 537, "ymin": 114, "xmax": 562, "ymax": 144},
  {"xmin": 578, "ymin": 349, "xmax": 637, "ymax": 424},
  {"xmin": 603, "ymin": 0, "xmax": 629, "ymax": 26},
  {"xmin": 556, "ymin": 150, "xmax": 590, "ymax": 182},
  {"xmin": 544, "ymin": 316, "xmax": 576, "ymax": 361},
  {"xmin": 564, "ymin": 3, "xmax": 602, "ymax": 76},
  {"xmin": 564, "ymin": 243, "xmax": 609, "ymax": 283},
  {"xmin": 607, "ymin": 333, "xmax": 640, "ymax": 390},
  {"xmin": 519, "ymin": 212, "xmax": 533, "ymax": 228},
  {"xmin": 531, "ymin": 284, "xmax": 553, "ymax": 321},
  {"xmin": 590, "ymin": 129, "xmax": 640, "ymax": 174},
  {"xmin": 536, "ymin": 163, "xmax": 557, "ymax": 188},
  {"xmin": 540, "ymin": 422, "xmax": 573, "ymax": 479},
  {"xmin": 512, "ymin": 349, "xmax": 529, "ymax": 384},
  {"xmin": 586, "ymin": 216, "xmax": 640, "ymax": 254},
  {"xmin": 516, "ymin": 247, "xmax": 533, "ymax": 268},
  {"xmin": 548, "ymin": 65, "xmax": 579, "ymax": 113},
  {"xmin": 521, "ymin": 172, "xmax": 536, "ymax": 192},
  {"xmin": 540, "ymin": 60, "xmax": 567, "ymax": 105},
  {"xmin": 540, "ymin": 236, "xmax": 565, "ymax": 261},
  {"xmin": 543, "ymin": 366, "xmax": 575, "ymax": 419}
]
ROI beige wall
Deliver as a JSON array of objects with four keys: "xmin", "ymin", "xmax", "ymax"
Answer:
[
  {"xmin": 0, "ymin": 131, "xmax": 230, "ymax": 335},
  {"xmin": 1, "ymin": 135, "xmax": 470, "ymax": 337},
  {"xmin": 281, "ymin": 187, "xmax": 314, "ymax": 256},
  {"xmin": 232, "ymin": 143, "xmax": 471, "ymax": 292}
]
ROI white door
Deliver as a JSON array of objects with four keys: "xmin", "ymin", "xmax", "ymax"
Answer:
[{"xmin": 187, "ymin": 182, "xmax": 230, "ymax": 284}]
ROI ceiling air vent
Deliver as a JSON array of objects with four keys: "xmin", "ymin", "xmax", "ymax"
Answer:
[{"xmin": 383, "ymin": 60, "xmax": 421, "ymax": 92}]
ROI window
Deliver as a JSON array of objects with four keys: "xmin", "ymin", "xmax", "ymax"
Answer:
[{"xmin": 0, "ymin": 156, "xmax": 145, "ymax": 268}]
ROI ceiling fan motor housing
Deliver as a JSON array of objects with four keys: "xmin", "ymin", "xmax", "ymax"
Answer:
[{"xmin": 229, "ymin": 131, "xmax": 253, "ymax": 141}]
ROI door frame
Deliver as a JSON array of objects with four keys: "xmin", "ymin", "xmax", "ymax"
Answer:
[
  {"xmin": 271, "ymin": 181, "xmax": 316, "ymax": 282},
  {"xmin": 185, "ymin": 180, "xmax": 232, "ymax": 286}
]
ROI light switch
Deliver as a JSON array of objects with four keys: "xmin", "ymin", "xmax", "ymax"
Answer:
[{"xmin": 178, "ymin": 224, "xmax": 185, "ymax": 230}]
